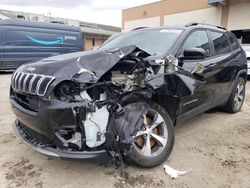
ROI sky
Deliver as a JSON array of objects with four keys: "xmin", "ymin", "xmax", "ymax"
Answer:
[{"xmin": 0, "ymin": 0, "xmax": 160, "ymax": 27}]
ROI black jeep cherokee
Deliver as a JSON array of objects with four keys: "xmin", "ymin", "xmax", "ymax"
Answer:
[{"xmin": 10, "ymin": 23, "xmax": 247, "ymax": 167}]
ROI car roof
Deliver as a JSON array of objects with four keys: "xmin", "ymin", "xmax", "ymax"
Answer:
[{"xmin": 131, "ymin": 26, "xmax": 185, "ymax": 31}]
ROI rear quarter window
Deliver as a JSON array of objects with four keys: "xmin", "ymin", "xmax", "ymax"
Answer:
[
  {"xmin": 210, "ymin": 31, "xmax": 231, "ymax": 55},
  {"xmin": 227, "ymin": 32, "xmax": 239, "ymax": 51}
]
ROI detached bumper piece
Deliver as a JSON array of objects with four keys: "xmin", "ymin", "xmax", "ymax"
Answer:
[{"xmin": 13, "ymin": 120, "xmax": 107, "ymax": 159}]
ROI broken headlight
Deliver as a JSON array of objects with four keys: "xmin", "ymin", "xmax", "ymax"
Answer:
[{"xmin": 54, "ymin": 81, "xmax": 87, "ymax": 102}]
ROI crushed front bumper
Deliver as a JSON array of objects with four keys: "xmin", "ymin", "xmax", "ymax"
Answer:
[{"xmin": 12, "ymin": 120, "xmax": 107, "ymax": 159}]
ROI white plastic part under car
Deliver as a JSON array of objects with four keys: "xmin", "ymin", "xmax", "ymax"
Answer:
[
  {"xmin": 242, "ymin": 45, "xmax": 250, "ymax": 75},
  {"xmin": 80, "ymin": 90, "xmax": 109, "ymax": 148},
  {"xmin": 84, "ymin": 106, "xmax": 109, "ymax": 148}
]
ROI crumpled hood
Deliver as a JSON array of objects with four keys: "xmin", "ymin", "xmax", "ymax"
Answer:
[
  {"xmin": 17, "ymin": 45, "xmax": 141, "ymax": 84},
  {"xmin": 15, "ymin": 45, "xmax": 203, "ymax": 97}
]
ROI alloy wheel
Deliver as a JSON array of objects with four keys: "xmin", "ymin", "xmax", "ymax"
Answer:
[
  {"xmin": 234, "ymin": 82, "xmax": 245, "ymax": 109},
  {"xmin": 133, "ymin": 109, "xmax": 168, "ymax": 157}
]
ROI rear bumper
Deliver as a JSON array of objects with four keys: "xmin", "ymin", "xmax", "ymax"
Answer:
[{"xmin": 12, "ymin": 120, "xmax": 107, "ymax": 159}]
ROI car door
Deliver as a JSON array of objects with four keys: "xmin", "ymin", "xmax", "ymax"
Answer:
[
  {"xmin": 175, "ymin": 29, "xmax": 216, "ymax": 122},
  {"xmin": 207, "ymin": 30, "xmax": 238, "ymax": 106}
]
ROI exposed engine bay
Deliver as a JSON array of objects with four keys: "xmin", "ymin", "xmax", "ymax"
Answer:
[{"xmin": 50, "ymin": 48, "xmax": 157, "ymax": 153}]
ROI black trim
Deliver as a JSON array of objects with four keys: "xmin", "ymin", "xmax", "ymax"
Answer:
[
  {"xmin": 10, "ymin": 98, "xmax": 37, "ymax": 116},
  {"xmin": 176, "ymin": 101, "xmax": 211, "ymax": 126},
  {"xmin": 185, "ymin": 22, "xmax": 226, "ymax": 30}
]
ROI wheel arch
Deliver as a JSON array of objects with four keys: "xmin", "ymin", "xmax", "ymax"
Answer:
[
  {"xmin": 151, "ymin": 93, "xmax": 179, "ymax": 126},
  {"xmin": 237, "ymin": 69, "xmax": 247, "ymax": 81}
]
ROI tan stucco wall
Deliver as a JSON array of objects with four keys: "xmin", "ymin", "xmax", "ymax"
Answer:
[
  {"xmin": 228, "ymin": 1, "xmax": 250, "ymax": 30},
  {"xmin": 84, "ymin": 38, "xmax": 105, "ymax": 51},
  {"xmin": 162, "ymin": 0, "xmax": 211, "ymax": 15},
  {"xmin": 164, "ymin": 7, "xmax": 222, "ymax": 26},
  {"xmin": 84, "ymin": 39, "xmax": 92, "ymax": 51},
  {"xmin": 122, "ymin": 0, "xmax": 213, "ymax": 30},
  {"xmin": 221, "ymin": 5, "xmax": 229, "ymax": 28},
  {"xmin": 124, "ymin": 16, "xmax": 161, "ymax": 31},
  {"xmin": 123, "ymin": 0, "xmax": 250, "ymax": 31},
  {"xmin": 122, "ymin": 1, "xmax": 165, "ymax": 29}
]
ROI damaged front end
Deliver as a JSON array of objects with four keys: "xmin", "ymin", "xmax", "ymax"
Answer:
[
  {"xmin": 10, "ymin": 42, "xmax": 205, "ymax": 167},
  {"xmin": 10, "ymin": 45, "xmax": 162, "ymax": 160}
]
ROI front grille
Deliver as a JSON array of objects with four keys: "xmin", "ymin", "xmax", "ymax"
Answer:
[{"xmin": 12, "ymin": 72, "xmax": 55, "ymax": 96}]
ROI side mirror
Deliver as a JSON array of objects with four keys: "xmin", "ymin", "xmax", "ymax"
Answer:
[{"xmin": 183, "ymin": 48, "xmax": 207, "ymax": 60}]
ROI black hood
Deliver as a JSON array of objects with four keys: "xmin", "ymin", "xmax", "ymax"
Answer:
[
  {"xmin": 17, "ymin": 45, "xmax": 146, "ymax": 84},
  {"xmin": 14, "ymin": 45, "xmax": 203, "ymax": 98}
]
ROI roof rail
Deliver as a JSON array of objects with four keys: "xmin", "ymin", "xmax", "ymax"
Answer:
[
  {"xmin": 185, "ymin": 22, "xmax": 226, "ymax": 30},
  {"xmin": 131, "ymin": 27, "xmax": 148, "ymax": 31}
]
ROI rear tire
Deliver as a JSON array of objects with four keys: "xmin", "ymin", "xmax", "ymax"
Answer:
[
  {"xmin": 127, "ymin": 103, "xmax": 175, "ymax": 168},
  {"xmin": 222, "ymin": 77, "xmax": 245, "ymax": 113}
]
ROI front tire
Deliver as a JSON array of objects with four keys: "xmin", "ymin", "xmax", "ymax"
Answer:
[
  {"xmin": 127, "ymin": 103, "xmax": 175, "ymax": 168},
  {"xmin": 222, "ymin": 77, "xmax": 246, "ymax": 113}
]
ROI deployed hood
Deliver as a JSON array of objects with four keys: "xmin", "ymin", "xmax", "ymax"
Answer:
[{"xmin": 17, "ymin": 45, "xmax": 149, "ymax": 84}]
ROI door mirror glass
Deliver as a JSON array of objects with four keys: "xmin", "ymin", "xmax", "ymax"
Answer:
[{"xmin": 183, "ymin": 48, "xmax": 207, "ymax": 60}]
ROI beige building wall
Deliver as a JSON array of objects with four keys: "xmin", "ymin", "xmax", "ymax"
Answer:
[
  {"xmin": 164, "ymin": 7, "xmax": 222, "ymax": 26},
  {"xmin": 84, "ymin": 38, "xmax": 105, "ymax": 51},
  {"xmin": 124, "ymin": 16, "xmax": 160, "ymax": 31},
  {"xmin": 123, "ymin": 0, "xmax": 250, "ymax": 31},
  {"xmin": 122, "ymin": 0, "xmax": 215, "ymax": 31},
  {"xmin": 84, "ymin": 39, "xmax": 93, "ymax": 51},
  {"xmin": 122, "ymin": 1, "xmax": 165, "ymax": 30},
  {"xmin": 95, "ymin": 39, "xmax": 104, "ymax": 47},
  {"xmin": 227, "ymin": 1, "xmax": 250, "ymax": 30}
]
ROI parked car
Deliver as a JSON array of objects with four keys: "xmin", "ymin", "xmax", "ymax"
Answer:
[
  {"xmin": 0, "ymin": 19, "xmax": 83, "ymax": 70},
  {"xmin": 242, "ymin": 45, "xmax": 250, "ymax": 75},
  {"xmin": 10, "ymin": 23, "xmax": 247, "ymax": 168}
]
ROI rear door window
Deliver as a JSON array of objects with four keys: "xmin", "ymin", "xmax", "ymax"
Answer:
[{"xmin": 210, "ymin": 31, "xmax": 231, "ymax": 55}]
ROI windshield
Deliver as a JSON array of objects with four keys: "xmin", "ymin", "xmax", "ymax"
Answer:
[{"xmin": 100, "ymin": 28, "xmax": 183, "ymax": 56}]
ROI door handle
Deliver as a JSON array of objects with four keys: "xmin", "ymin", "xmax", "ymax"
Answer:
[
  {"xmin": 234, "ymin": 58, "xmax": 238, "ymax": 62},
  {"xmin": 207, "ymin": 63, "xmax": 217, "ymax": 68}
]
